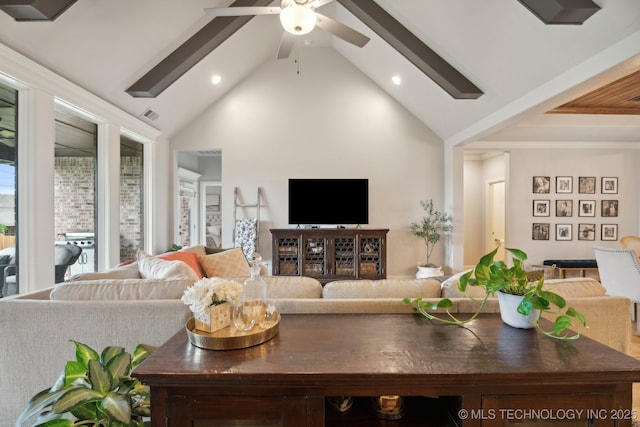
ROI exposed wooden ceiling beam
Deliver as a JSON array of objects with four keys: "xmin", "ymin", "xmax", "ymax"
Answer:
[
  {"xmin": 127, "ymin": 0, "xmax": 483, "ymax": 100},
  {"xmin": 517, "ymin": 0, "xmax": 600, "ymax": 25},
  {"xmin": 337, "ymin": 0, "xmax": 483, "ymax": 99},
  {"xmin": 0, "ymin": 0, "xmax": 77, "ymax": 21},
  {"xmin": 126, "ymin": 0, "xmax": 272, "ymax": 98}
]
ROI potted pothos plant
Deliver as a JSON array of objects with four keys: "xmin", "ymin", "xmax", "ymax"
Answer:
[
  {"xmin": 404, "ymin": 247, "xmax": 587, "ymax": 340},
  {"xmin": 16, "ymin": 340, "xmax": 154, "ymax": 427},
  {"xmin": 410, "ymin": 199, "xmax": 452, "ymax": 278}
]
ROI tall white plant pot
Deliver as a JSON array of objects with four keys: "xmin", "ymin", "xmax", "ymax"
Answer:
[
  {"xmin": 416, "ymin": 265, "xmax": 443, "ymax": 278},
  {"xmin": 497, "ymin": 292, "xmax": 540, "ymax": 329}
]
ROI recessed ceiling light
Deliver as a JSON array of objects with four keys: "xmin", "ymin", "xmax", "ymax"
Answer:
[
  {"xmin": 391, "ymin": 75, "xmax": 402, "ymax": 86},
  {"xmin": 211, "ymin": 75, "xmax": 222, "ymax": 85}
]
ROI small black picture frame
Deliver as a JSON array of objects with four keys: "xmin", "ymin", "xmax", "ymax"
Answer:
[
  {"xmin": 578, "ymin": 223, "xmax": 596, "ymax": 241},
  {"xmin": 532, "ymin": 223, "xmax": 550, "ymax": 240},
  {"xmin": 533, "ymin": 176, "xmax": 550, "ymax": 194},
  {"xmin": 601, "ymin": 177, "xmax": 618, "ymax": 194},
  {"xmin": 578, "ymin": 200, "xmax": 596, "ymax": 217},
  {"xmin": 533, "ymin": 200, "xmax": 550, "ymax": 217},
  {"xmin": 556, "ymin": 176, "xmax": 573, "ymax": 194},
  {"xmin": 601, "ymin": 224, "xmax": 618, "ymax": 241},
  {"xmin": 555, "ymin": 200, "xmax": 573, "ymax": 217},
  {"xmin": 601, "ymin": 200, "xmax": 618, "ymax": 217},
  {"xmin": 555, "ymin": 224, "xmax": 572, "ymax": 241},
  {"xmin": 578, "ymin": 176, "xmax": 596, "ymax": 194}
]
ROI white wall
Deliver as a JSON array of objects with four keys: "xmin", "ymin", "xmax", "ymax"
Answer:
[
  {"xmin": 508, "ymin": 148, "xmax": 640, "ymax": 265},
  {"xmin": 171, "ymin": 48, "xmax": 445, "ymax": 276}
]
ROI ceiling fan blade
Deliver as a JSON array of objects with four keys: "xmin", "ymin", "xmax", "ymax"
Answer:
[
  {"xmin": 315, "ymin": 13, "xmax": 370, "ymax": 47},
  {"xmin": 276, "ymin": 31, "xmax": 296, "ymax": 59},
  {"xmin": 309, "ymin": 0, "xmax": 335, "ymax": 9},
  {"xmin": 204, "ymin": 6, "xmax": 281, "ymax": 17}
]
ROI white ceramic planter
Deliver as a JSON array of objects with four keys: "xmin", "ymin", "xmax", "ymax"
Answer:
[
  {"xmin": 415, "ymin": 266, "xmax": 443, "ymax": 278},
  {"xmin": 497, "ymin": 292, "xmax": 540, "ymax": 329}
]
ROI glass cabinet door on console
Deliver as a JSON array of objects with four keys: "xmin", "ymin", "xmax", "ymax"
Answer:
[
  {"xmin": 302, "ymin": 234, "xmax": 328, "ymax": 278},
  {"xmin": 270, "ymin": 229, "xmax": 388, "ymax": 283},
  {"xmin": 332, "ymin": 236, "xmax": 356, "ymax": 278},
  {"xmin": 272, "ymin": 231, "xmax": 300, "ymax": 276},
  {"xmin": 358, "ymin": 232, "xmax": 386, "ymax": 279}
]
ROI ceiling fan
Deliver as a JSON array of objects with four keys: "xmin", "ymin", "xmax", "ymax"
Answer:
[{"xmin": 204, "ymin": 0, "xmax": 370, "ymax": 59}]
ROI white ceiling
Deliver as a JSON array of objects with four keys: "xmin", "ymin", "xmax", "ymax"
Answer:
[{"xmin": 0, "ymin": 0, "xmax": 639, "ymax": 146}]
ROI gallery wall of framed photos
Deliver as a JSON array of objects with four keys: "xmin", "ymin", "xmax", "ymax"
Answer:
[{"xmin": 531, "ymin": 176, "xmax": 619, "ymax": 242}]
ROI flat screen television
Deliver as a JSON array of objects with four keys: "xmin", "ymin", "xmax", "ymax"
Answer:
[{"xmin": 288, "ymin": 178, "xmax": 368, "ymax": 226}]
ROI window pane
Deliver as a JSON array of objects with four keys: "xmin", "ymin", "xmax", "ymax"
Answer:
[
  {"xmin": 54, "ymin": 107, "xmax": 97, "ymax": 278},
  {"xmin": 0, "ymin": 82, "xmax": 17, "ymax": 297},
  {"xmin": 120, "ymin": 136, "xmax": 144, "ymax": 262}
]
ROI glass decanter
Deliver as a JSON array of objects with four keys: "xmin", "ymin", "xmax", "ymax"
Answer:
[{"xmin": 233, "ymin": 253, "xmax": 267, "ymax": 331}]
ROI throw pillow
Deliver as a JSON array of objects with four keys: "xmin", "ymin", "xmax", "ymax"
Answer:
[
  {"xmin": 157, "ymin": 251, "xmax": 204, "ymax": 278},
  {"xmin": 198, "ymin": 247, "xmax": 251, "ymax": 277},
  {"xmin": 137, "ymin": 251, "xmax": 199, "ymax": 284}
]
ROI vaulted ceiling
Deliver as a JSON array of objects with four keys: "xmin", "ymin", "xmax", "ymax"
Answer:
[{"xmin": 0, "ymin": 0, "xmax": 638, "ymax": 147}]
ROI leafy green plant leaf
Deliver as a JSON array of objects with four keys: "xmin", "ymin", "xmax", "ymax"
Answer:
[
  {"xmin": 52, "ymin": 388, "xmax": 103, "ymax": 413},
  {"xmin": 88, "ymin": 359, "xmax": 113, "ymax": 395},
  {"xmin": 107, "ymin": 351, "xmax": 132, "ymax": 381},
  {"xmin": 63, "ymin": 361, "xmax": 86, "ymax": 387},
  {"xmin": 71, "ymin": 340, "xmax": 100, "ymax": 369},
  {"xmin": 100, "ymin": 391, "xmax": 132, "ymax": 424}
]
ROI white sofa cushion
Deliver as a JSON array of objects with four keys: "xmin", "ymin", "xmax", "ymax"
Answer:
[
  {"xmin": 70, "ymin": 261, "xmax": 141, "ymax": 281},
  {"xmin": 441, "ymin": 270, "xmax": 487, "ymax": 298},
  {"xmin": 50, "ymin": 278, "xmax": 190, "ymax": 300},
  {"xmin": 323, "ymin": 278, "xmax": 441, "ymax": 299},
  {"xmin": 542, "ymin": 277, "xmax": 606, "ymax": 298},
  {"xmin": 138, "ymin": 252, "xmax": 199, "ymax": 284},
  {"xmin": 442, "ymin": 271, "xmax": 605, "ymax": 299}
]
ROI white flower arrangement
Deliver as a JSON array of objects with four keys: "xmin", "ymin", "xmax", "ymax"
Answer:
[{"xmin": 181, "ymin": 278, "xmax": 243, "ymax": 321}]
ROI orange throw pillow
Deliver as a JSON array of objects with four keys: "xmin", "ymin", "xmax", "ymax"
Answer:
[{"xmin": 157, "ymin": 251, "xmax": 205, "ymax": 279}]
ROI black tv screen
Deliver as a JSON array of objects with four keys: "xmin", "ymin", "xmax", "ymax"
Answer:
[{"xmin": 288, "ymin": 179, "xmax": 369, "ymax": 225}]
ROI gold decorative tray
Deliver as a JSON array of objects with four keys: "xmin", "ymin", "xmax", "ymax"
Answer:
[{"xmin": 186, "ymin": 314, "xmax": 280, "ymax": 350}]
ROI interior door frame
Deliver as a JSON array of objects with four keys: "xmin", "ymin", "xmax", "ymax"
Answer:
[
  {"xmin": 175, "ymin": 167, "xmax": 201, "ymax": 247},
  {"xmin": 199, "ymin": 180, "xmax": 222, "ymax": 247},
  {"xmin": 486, "ymin": 178, "xmax": 506, "ymax": 262}
]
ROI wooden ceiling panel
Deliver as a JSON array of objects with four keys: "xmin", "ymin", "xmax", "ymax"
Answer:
[{"xmin": 550, "ymin": 69, "xmax": 640, "ymax": 115}]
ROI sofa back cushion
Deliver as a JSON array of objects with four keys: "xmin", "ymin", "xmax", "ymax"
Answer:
[
  {"xmin": 442, "ymin": 271, "xmax": 606, "ymax": 299},
  {"xmin": 50, "ymin": 278, "xmax": 190, "ymax": 300},
  {"xmin": 219, "ymin": 276, "xmax": 323, "ymax": 298},
  {"xmin": 542, "ymin": 277, "xmax": 606, "ymax": 297},
  {"xmin": 440, "ymin": 270, "xmax": 489, "ymax": 299},
  {"xmin": 70, "ymin": 262, "xmax": 142, "ymax": 281},
  {"xmin": 323, "ymin": 278, "xmax": 442, "ymax": 299}
]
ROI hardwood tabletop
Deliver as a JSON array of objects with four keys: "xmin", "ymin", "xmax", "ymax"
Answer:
[{"xmin": 133, "ymin": 313, "xmax": 640, "ymax": 393}]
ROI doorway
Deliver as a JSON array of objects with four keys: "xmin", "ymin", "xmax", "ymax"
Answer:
[{"xmin": 488, "ymin": 180, "xmax": 505, "ymax": 262}]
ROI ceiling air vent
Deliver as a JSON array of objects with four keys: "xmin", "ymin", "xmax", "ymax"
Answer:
[{"xmin": 141, "ymin": 108, "xmax": 159, "ymax": 121}]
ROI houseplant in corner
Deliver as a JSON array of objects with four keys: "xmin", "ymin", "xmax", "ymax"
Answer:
[
  {"xmin": 16, "ymin": 340, "xmax": 153, "ymax": 427},
  {"xmin": 404, "ymin": 247, "xmax": 587, "ymax": 340},
  {"xmin": 410, "ymin": 199, "xmax": 452, "ymax": 278}
]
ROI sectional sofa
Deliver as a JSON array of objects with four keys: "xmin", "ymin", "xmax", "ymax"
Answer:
[{"xmin": 0, "ymin": 246, "xmax": 630, "ymax": 426}]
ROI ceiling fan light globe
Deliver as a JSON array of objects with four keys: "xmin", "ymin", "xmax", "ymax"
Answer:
[{"xmin": 280, "ymin": 5, "xmax": 316, "ymax": 35}]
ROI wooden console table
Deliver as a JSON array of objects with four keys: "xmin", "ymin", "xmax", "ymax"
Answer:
[{"xmin": 133, "ymin": 314, "xmax": 640, "ymax": 426}]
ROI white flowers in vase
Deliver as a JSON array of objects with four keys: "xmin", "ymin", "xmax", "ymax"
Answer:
[{"xmin": 182, "ymin": 278, "xmax": 243, "ymax": 324}]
